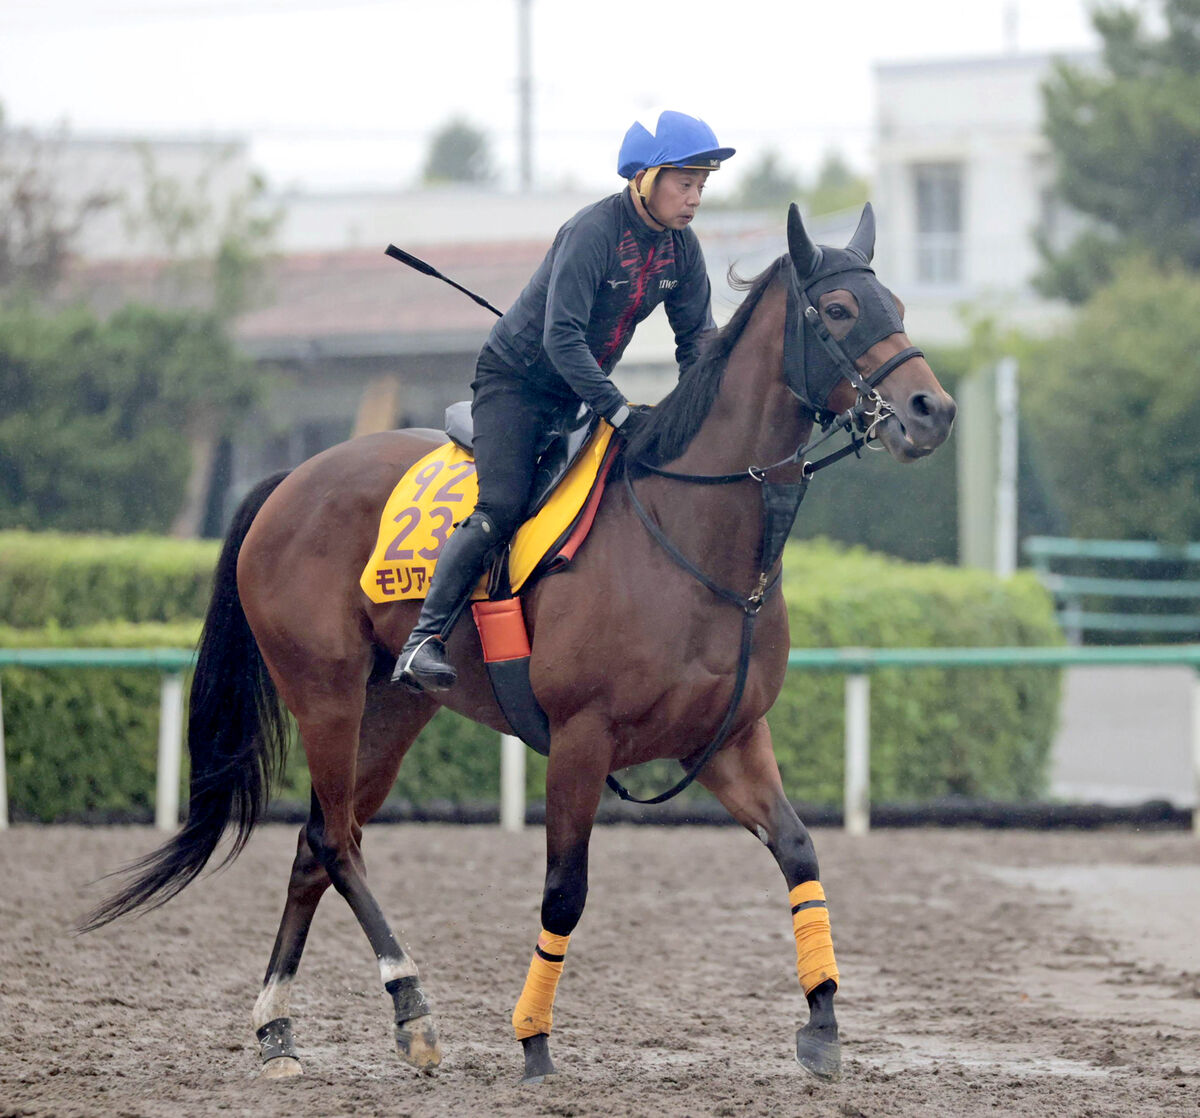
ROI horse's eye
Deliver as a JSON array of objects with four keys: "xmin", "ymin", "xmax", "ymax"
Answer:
[{"xmin": 826, "ymin": 304, "xmax": 849, "ymax": 320}]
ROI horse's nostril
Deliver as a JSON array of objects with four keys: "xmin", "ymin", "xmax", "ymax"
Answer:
[{"xmin": 909, "ymin": 392, "xmax": 934, "ymax": 419}]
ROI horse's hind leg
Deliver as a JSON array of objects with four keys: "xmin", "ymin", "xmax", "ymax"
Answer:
[
  {"xmin": 697, "ymin": 718, "xmax": 842, "ymax": 1081},
  {"xmin": 253, "ymin": 804, "xmax": 330, "ymax": 1078},
  {"xmin": 254, "ymin": 664, "xmax": 442, "ymax": 1077}
]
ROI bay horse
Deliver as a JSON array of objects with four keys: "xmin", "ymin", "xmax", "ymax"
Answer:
[{"xmin": 84, "ymin": 204, "xmax": 955, "ymax": 1084}]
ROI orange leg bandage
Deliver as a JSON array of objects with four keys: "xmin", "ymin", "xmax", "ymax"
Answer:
[
  {"xmin": 790, "ymin": 881, "xmax": 840, "ymax": 994},
  {"xmin": 512, "ymin": 930, "xmax": 570, "ymax": 1040}
]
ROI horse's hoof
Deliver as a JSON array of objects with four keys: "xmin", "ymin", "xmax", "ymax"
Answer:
[
  {"xmin": 519, "ymin": 1033, "xmax": 558, "ymax": 1084},
  {"xmin": 396, "ymin": 1013, "xmax": 442, "ymax": 1071},
  {"xmin": 795, "ymin": 1022, "xmax": 841, "ymax": 1081},
  {"xmin": 260, "ymin": 1056, "xmax": 304, "ymax": 1080}
]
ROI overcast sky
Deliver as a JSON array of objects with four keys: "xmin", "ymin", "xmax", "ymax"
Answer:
[{"xmin": 0, "ymin": 0, "xmax": 1099, "ymax": 194}]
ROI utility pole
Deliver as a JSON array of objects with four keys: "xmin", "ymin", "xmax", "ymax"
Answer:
[{"xmin": 517, "ymin": 0, "xmax": 533, "ymax": 190}]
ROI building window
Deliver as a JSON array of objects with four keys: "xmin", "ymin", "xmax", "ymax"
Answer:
[{"xmin": 913, "ymin": 163, "xmax": 963, "ymax": 285}]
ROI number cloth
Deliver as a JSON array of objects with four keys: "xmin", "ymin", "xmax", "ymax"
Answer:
[{"xmin": 360, "ymin": 423, "xmax": 615, "ymax": 604}]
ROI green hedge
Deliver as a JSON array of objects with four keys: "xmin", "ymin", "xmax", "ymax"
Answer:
[
  {"xmin": 0, "ymin": 531, "xmax": 219, "ymax": 628},
  {"xmin": 0, "ymin": 622, "xmax": 201, "ymax": 821},
  {"xmin": 770, "ymin": 541, "xmax": 1061, "ymax": 802},
  {"xmin": 1, "ymin": 536, "xmax": 1061, "ymax": 821},
  {"xmin": 0, "ymin": 622, "xmax": 525, "ymax": 821}
]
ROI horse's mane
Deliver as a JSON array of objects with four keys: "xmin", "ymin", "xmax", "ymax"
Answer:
[{"xmin": 623, "ymin": 256, "xmax": 786, "ymax": 473}]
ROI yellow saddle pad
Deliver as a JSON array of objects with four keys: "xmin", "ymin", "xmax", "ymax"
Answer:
[{"xmin": 361, "ymin": 424, "xmax": 615, "ymax": 603}]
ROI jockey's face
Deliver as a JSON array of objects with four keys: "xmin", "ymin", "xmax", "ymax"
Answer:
[{"xmin": 644, "ymin": 168, "xmax": 709, "ymax": 230}]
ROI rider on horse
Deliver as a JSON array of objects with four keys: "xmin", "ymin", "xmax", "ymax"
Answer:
[{"xmin": 394, "ymin": 110, "xmax": 736, "ymax": 692}]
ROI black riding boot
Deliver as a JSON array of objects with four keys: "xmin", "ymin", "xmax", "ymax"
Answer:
[{"xmin": 391, "ymin": 512, "xmax": 499, "ymax": 692}]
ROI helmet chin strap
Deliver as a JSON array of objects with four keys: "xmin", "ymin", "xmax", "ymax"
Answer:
[{"xmin": 632, "ymin": 167, "xmax": 669, "ymax": 229}]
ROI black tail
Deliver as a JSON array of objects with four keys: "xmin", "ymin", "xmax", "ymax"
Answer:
[{"xmin": 80, "ymin": 471, "xmax": 293, "ymax": 932}]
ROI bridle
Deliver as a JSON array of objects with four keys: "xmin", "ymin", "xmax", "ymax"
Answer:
[
  {"xmin": 634, "ymin": 255, "xmax": 924, "ymax": 487},
  {"xmin": 608, "ymin": 253, "xmax": 923, "ymax": 807}
]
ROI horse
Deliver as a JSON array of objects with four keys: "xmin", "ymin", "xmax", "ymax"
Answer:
[{"xmin": 83, "ymin": 203, "xmax": 956, "ymax": 1085}]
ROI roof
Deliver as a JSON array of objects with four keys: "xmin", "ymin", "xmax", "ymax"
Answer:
[
  {"xmin": 54, "ymin": 240, "xmax": 553, "ymax": 360},
  {"xmin": 236, "ymin": 241, "xmax": 551, "ymax": 358},
  {"xmin": 53, "ymin": 207, "xmax": 848, "ymax": 363}
]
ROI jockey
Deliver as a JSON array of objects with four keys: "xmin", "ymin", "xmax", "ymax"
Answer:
[{"xmin": 393, "ymin": 110, "xmax": 735, "ymax": 692}]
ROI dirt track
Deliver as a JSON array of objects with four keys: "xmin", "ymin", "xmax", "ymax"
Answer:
[{"xmin": 1, "ymin": 823, "xmax": 1198, "ymax": 1117}]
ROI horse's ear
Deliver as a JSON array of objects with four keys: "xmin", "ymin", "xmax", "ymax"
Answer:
[
  {"xmin": 787, "ymin": 203, "xmax": 820, "ymax": 277},
  {"xmin": 847, "ymin": 202, "xmax": 876, "ymax": 263}
]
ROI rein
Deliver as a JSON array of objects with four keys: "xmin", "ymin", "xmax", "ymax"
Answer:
[
  {"xmin": 603, "ymin": 469, "xmax": 790, "ymax": 806},
  {"xmin": 611, "ymin": 264, "xmax": 921, "ymax": 805}
]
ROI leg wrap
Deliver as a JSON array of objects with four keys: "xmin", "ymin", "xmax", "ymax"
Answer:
[
  {"xmin": 511, "ymin": 930, "xmax": 570, "ymax": 1040},
  {"xmin": 790, "ymin": 881, "xmax": 840, "ymax": 994}
]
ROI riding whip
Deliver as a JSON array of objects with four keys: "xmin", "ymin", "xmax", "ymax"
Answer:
[{"xmin": 384, "ymin": 244, "xmax": 504, "ymax": 318}]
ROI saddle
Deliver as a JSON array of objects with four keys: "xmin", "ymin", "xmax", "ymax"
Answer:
[
  {"xmin": 361, "ymin": 403, "xmax": 619, "ymax": 756},
  {"xmin": 444, "ymin": 399, "xmax": 599, "ymax": 521}
]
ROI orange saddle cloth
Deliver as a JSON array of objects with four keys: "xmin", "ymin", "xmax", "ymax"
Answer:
[{"xmin": 360, "ymin": 424, "xmax": 616, "ymax": 604}]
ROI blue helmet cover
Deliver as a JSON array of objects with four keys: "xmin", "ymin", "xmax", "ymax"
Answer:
[{"xmin": 617, "ymin": 110, "xmax": 735, "ymax": 178}]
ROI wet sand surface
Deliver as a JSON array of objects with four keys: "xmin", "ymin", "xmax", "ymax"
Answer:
[{"xmin": 1, "ymin": 823, "xmax": 1197, "ymax": 1117}]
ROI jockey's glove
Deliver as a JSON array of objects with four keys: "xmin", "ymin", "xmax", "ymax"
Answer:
[{"xmin": 610, "ymin": 402, "xmax": 653, "ymax": 441}]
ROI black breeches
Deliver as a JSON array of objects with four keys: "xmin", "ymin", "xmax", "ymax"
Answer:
[{"xmin": 470, "ymin": 351, "xmax": 575, "ymax": 540}]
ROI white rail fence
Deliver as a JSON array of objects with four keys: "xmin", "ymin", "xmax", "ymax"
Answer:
[{"xmin": 1, "ymin": 646, "xmax": 1198, "ymax": 835}]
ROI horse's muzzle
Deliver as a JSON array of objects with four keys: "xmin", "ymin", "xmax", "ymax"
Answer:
[{"xmin": 876, "ymin": 389, "xmax": 957, "ymax": 461}]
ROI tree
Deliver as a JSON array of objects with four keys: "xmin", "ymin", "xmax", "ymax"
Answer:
[
  {"xmin": 1021, "ymin": 258, "xmax": 1200, "ymax": 540},
  {"xmin": 0, "ymin": 112, "xmax": 283, "ymax": 535},
  {"xmin": 116, "ymin": 143, "xmax": 282, "ymax": 534},
  {"xmin": 422, "ymin": 117, "xmax": 495, "ymax": 185},
  {"xmin": 0, "ymin": 106, "xmax": 117, "ymax": 298},
  {"xmin": 1038, "ymin": 0, "xmax": 1200, "ymax": 300},
  {"xmin": 724, "ymin": 148, "xmax": 868, "ymax": 216},
  {"xmin": 731, "ymin": 149, "xmax": 804, "ymax": 211},
  {"xmin": 805, "ymin": 150, "xmax": 869, "ymax": 217},
  {"xmin": 0, "ymin": 302, "xmax": 258, "ymax": 534},
  {"xmin": 123, "ymin": 143, "xmax": 282, "ymax": 324}
]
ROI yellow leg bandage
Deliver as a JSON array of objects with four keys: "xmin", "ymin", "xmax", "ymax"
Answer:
[
  {"xmin": 512, "ymin": 930, "xmax": 570, "ymax": 1040},
  {"xmin": 790, "ymin": 881, "xmax": 839, "ymax": 994}
]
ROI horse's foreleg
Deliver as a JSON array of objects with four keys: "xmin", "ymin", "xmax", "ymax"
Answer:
[
  {"xmin": 697, "ymin": 718, "xmax": 842, "ymax": 1081},
  {"xmin": 512, "ymin": 723, "xmax": 609, "ymax": 1083}
]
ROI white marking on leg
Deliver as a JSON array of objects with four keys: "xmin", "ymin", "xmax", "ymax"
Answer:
[
  {"xmin": 379, "ymin": 954, "xmax": 418, "ymax": 984},
  {"xmin": 755, "ymin": 825, "xmax": 771, "ymax": 846},
  {"xmin": 253, "ymin": 975, "xmax": 293, "ymax": 1030}
]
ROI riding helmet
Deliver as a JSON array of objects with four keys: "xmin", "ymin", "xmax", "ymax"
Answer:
[{"xmin": 617, "ymin": 110, "xmax": 735, "ymax": 179}]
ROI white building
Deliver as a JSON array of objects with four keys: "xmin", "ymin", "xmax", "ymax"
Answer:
[{"xmin": 872, "ymin": 51, "xmax": 1093, "ymax": 344}]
